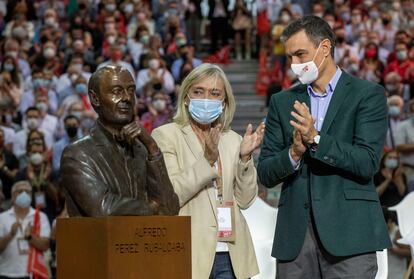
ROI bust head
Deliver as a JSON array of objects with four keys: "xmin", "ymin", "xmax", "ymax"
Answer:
[{"xmin": 88, "ymin": 66, "xmax": 136, "ymax": 131}]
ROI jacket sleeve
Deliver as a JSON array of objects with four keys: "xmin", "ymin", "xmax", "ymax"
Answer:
[
  {"xmin": 309, "ymin": 85, "xmax": 388, "ymax": 181},
  {"xmin": 60, "ymin": 146, "xmax": 154, "ymax": 217},
  {"xmin": 152, "ymin": 127, "xmax": 218, "ymax": 207},
  {"xmin": 234, "ymin": 155, "xmax": 258, "ymax": 210},
  {"xmin": 146, "ymin": 153, "xmax": 180, "ymax": 215},
  {"xmin": 257, "ymin": 95, "xmax": 297, "ymax": 188}
]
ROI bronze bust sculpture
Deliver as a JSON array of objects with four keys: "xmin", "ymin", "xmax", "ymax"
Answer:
[{"xmin": 60, "ymin": 65, "xmax": 179, "ymax": 216}]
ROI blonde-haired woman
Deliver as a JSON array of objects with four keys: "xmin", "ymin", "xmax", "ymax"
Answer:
[{"xmin": 152, "ymin": 63, "xmax": 264, "ymax": 279}]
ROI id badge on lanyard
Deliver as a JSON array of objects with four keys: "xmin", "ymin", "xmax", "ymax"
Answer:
[
  {"xmin": 215, "ymin": 159, "xmax": 236, "ymax": 242},
  {"xmin": 17, "ymin": 238, "xmax": 30, "ymax": 255},
  {"xmin": 35, "ymin": 191, "xmax": 46, "ymax": 208},
  {"xmin": 216, "ymin": 200, "xmax": 235, "ymax": 242},
  {"xmin": 16, "ymin": 221, "xmax": 29, "ymax": 255}
]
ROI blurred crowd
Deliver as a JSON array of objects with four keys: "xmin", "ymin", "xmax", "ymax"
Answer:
[{"xmin": 0, "ymin": 0, "xmax": 413, "ymax": 278}]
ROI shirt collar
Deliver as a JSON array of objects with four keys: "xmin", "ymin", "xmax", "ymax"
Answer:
[
  {"xmin": 7, "ymin": 207, "xmax": 35, "ymax": 217},
  {"xmin": 307, "ymin": 67, "xmax": 342, "ymax": 98}
]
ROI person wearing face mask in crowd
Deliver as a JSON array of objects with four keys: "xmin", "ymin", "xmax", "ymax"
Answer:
[
  {"xmin": 178, "ymin": 60, "xmax": 196, "ymax": 85},
  {"xmin": 2, "ymin": 38, "xmax": 31, "ymax": 80},
  {"xmin": 42, "ymin": 9, "xmax": 58, "ymax": 29},
  {"xmin": 52, "ymin": 115, "xmax": 80, "ymax": 174},
  {"xmin": 395, "ymin": 30, "xmax": 412, "ymax": 47},
  {"xmin": 16, "ymin": 141, "xmax": 59, "ymax": 223},
  {"xmin": 136, "ymin": 53, "xmax": 175, "ymax": 96},
  {"xmin": 384, "ymin": 72, "xmax": 411, "ymax": 107},
  {"xmin": 0, "ymin": 128, "xmax": 19, "ymax": 201},
  {"xmin": 0, "ymin": 181, "xmax": 50, "ymax": 279},
  {"xmin": 385, "ymin": 42, "xmax": 414, "ymax": 83},
  {"xmin": 364, "ymin": 3, "xmax": 382, "ymax": 34},
  {"xmin": 3, "ymin": 12, "xmax": 34, "ymax": 44},
  {"xmin": 67, "ymin": 101, "xmax": 97, "ymax": 135},
  {"xmin": 162, "ymin": 3, "xmax": 183, "ymax": 48},
  {"xmin": 386, "ymin": 95, "xmax": 404, "ymax": 151},
  {"xmin": 322, "ymin": 13, "xmax": 337, "ymax": 30},
  {"xmin": 54, "ymin": 100, "xmax": 94, "ymax": 140},
  {"xmin": 12, "ymin": 107, "xmax": 54, "ymax": 163},
  {"xmin": 98, "ymin": 44, "xmax": 135, "ymax": 79},
  {"xmin": 345, "ymin": 55, "xmax": 360, "ymax": 77},
  {"xmin": 64, "ymin": 16, "xmax": 94, "ymax": 53},
  {"xmin": 136, "ymin": 78, "xmax": 163, "ymax": 117},
  {"xmin": 336, "ymin": 3, "xmax": 350, "ymax": 25},
  {"xmin": 344, "ymin": 8, "xmax": 364, "ymax": 44},
  {"xmin": 127, "ymin": 9, "xmax": 154, "ymax": 40},
  {"xmin": 0, "ymin": 109, "xmax": 16, "ymax": 152},
  {"xmin": 122, "ymin": 1, "xmax": 135, "ymax": 22},
  {"xmin": 165, "ymin": 32, "xmax": 188, "ymax": 66},
  {"xmin": 367, "ymin": 31, "xmax": 390, "ymax": 64},
  {"xmin": 100, "ymin": 26, "xmax": 118, "ymax": 59},
  {"xmin": 29, "ymin": 40, "xmax": 60, "ymax": 75},
  {"xmin": 152, "ymin": 63, "xmax": 264, "ymax": 279},
  {"xmin": 15, "ymin": 130, "xmax": 47, "ymax": 171},
  {"xmin": 270, "ymin": 11, "xmax": 289, "ymax": 74},
  {"xmin": 171, "ymin": 43, "xmax": 202, "ymax": 82},
  {"xmin": 140, "ymin": 91, "xmax": 173, "ymax": 133},
  {"xmin": 19, "ymin": 68, "xmax": 58, "ymax": 115},
  {"xmin": 312, "ymin": 2, "xmax": 325, "ymax": 18},
  {"xmin": 32, "ymin": 94, "xmax": 57, "ymax": 150},
  {"xmin": 36, "ymin": 0, "xmax": 65, "ymax": 19},
  {"xmin": 59, "ymin": 76, "xmax": 92, "ymax": 117},
  {"xmin": 375, "ymin": 151, "xmax": 407, "ymax": 215},
  {"xmin": 258, "ymin": 16, "xmax": 391, "ymax": 278},
  {"xmin": 63, "ymin": 40, "xmax": 96, "ymax": 73},
  {"xmin": 379, "ymin": 12, "xmax": 397, "ymax": 52},
  {"xmin": 127, "ymin": 25, "xmax": 151, "ymax": 70},
  {"xmin": 139, "ymin": 34, "xmax": 165, "ymax": 70},
  {"xmin": 354, "ymin": 29, "xmax": 368, "ymax": 59},
  {"xmin": 334, "ymin": 26, "xmax": 358, "ymax": 69},
  {"xmin": 96, "ymin": 1, "xmax": 126, "ymax": 36},
  {"xmin": 1, "ymin": 55, "xmax": 22, "ymax": 84},
  {"xmin": 33, "ymin": 8, "xmax": 61, "ymax": 46},
  {"xmin": 0, "ymin": 55, "xmax": 23, "ymax": 107},
  {"xmin": 390, "ymin": 0, "xmax": 404, "ymax": 30},
  {"xmin": 56, "ymin": 57, "xmax": 92, "ymax": 103},
  {"xmin": 396, "ymin": 100, "xmax": 414, "ymax": 179},
  {"xmin": 359, "ymin": 42, "xmax": 384, "ymax": 84}
]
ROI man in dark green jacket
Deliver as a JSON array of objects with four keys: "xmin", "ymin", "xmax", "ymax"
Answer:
[{"xmin": 257, "ymin": 16, "xmax": 391, "ymax": 278}]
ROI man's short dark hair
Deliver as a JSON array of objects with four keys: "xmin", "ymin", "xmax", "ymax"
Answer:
[
  {"xmin": 25, "ymin": 106, "xmax": 40, "ymax": 116},
  {"xmin": 281, "ymin": 15, "xmax": 335, "ymax": 58},
  {"xmin": 64, "ymin": 114, "xmax": 80, "ymax": 124}
]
